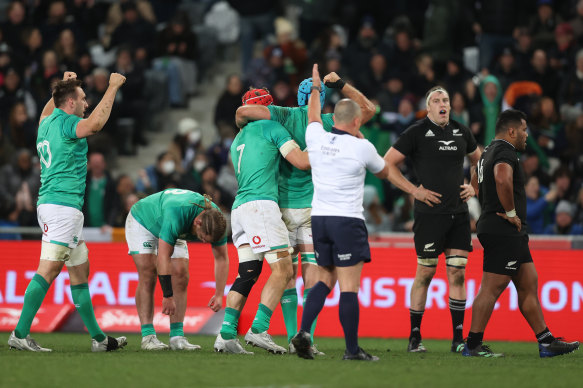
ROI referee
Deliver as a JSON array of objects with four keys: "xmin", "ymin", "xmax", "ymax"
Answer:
[
  {"xmin": 291, "ymin": 64, "xmax": 388, "ymax": 361},
  {"xmin": 463, "ymin": 109, "xmax": 579, "ymax": 357},
  {"xmin": 385, "ymin": 86, "xmax": 481, "ymax": 353}
]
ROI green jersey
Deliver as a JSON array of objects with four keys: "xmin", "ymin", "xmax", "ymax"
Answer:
[
  {"xmin": 37, "ymin": 108, "xmax": 85, "ymax": 210},
  {"xmin": 268, "ymin": 105, "xmax": 334, "ymax": 208},
  {"xmin": 230, "ymin": 120, "xmax": 293, "ymax": 209},
  {"xmin": 130, "ymin": 189, "xmax": 227, "ymax": 247}
]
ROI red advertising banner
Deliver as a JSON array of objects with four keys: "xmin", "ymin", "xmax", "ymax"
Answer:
[
  {"xmin": 0, "ymin": 241, "xmax": 582, "ymax": 341},
  {"xmin": 0, "ymin": 304, "xmax": 73, "ymax": 332}
]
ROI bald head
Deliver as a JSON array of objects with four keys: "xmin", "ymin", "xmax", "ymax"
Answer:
[{"xmin": 333, "ymin": 99, "xmax": 362, "ymax": 125}]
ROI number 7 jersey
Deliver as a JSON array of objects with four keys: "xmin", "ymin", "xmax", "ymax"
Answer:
[
  {"xmin": 36, "ymin": 108, "xmax": 86, "ymax": 210},
  {"xmin": 230, "ymin": 120, "xmax": 293, "ymax": 210}
]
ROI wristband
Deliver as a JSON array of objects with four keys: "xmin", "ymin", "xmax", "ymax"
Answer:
[
  {"xmin": 158, "ymin": 275, "xmax": 173, "ymax": 298},
  {"xmin": 505, "ymin": 209, "xmax": 517, "ymax": 218},
  {"xmin": 325, "ymin": 79, "xmax": 346, "ymax": 90},
  {"xmin": 310, "ymin": 85, "xmax": 321, "ymax": 92}
]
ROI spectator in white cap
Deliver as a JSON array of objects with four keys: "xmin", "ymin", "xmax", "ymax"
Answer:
[
  {"xmin": 169, "ymin": 117, "xmax": 203, "ymax": 172},
  {"xmin": 543, "ymin": 200, "xmax": 583, "ymax": 235}
]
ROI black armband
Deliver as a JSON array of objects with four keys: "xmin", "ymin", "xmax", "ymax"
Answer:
[
  {"xmin": 158, "ymin": 275, "xmax": 173, "ymax": 298},
  {"xmin": 324, "ymin": 78, "xmax": 345, "ymax": 90}
]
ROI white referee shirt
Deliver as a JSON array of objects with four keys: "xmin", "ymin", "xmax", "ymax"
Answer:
[{"xmin": 306, "ymin": 122, "xmax": 385, "ymax": 220}]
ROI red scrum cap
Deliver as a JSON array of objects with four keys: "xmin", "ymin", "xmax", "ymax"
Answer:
[{"xmin": 242, "ymin": 88, "xmax": 273, "ymax": 106}]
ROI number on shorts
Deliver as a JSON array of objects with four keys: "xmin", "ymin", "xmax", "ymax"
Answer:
[
  {"xmin": 164, "ymin": 189, "xmax": 189, "ymax": 195},
  {"xmin": 236, "ymin": 144, "xmax": 245, "ymax": 174}
]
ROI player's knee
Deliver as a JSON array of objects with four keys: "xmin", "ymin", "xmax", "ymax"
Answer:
[
  {"xmin": 68, "ymin": 241, "xmax": 89, "ymax": 267},
  {"xmin": 173, "ymin": 266, "xmax": 189, "ymax": 290},
  {"xmin": 417, "ymin": 256, "xmax": 438, "ymax": 269},
  {"xmin": 264, "ymin": 247, "xmax": 293, "ymax": 264},
  {"xmin": 230, "ymin": 260, "xmax": 263, "ymax": 297},
  {"xmin": 446, "ymin": 255, "xmax": 468, "ymax": 270}
]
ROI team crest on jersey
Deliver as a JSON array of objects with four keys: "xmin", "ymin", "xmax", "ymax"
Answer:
[
  {"xmin": 452, "ymin": 129, "xmax": 462, "ymax": 136},
  {"xmin": 425, "ymin": 130, "xmax": 435, "ymax": 137}
]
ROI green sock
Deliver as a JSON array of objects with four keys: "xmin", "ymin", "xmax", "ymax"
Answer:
[
  {"xmin": 71, "ymin": 283, "xmax": 106, "ymax": 342},
  {"xmin": 220, "ymin": 307, "xmax": 240, "ymax": 340},
  {"xmin": 15, "ymin": 274, "xmax": 50, "ymax": 339},
  {"xmin": 170, "ymin": 322, "xmax": 184, "ymax": 337},
  {"xmin": 251, "ymin": 303, "xmax": 273, "ymax": 334},
  {"xmin": 281, "ymin": 288, "xmax": 298, "ymax": 343},
  {"xmin": 141, "ymin": 324, "xmax": 156, "ymax": 337},
  {"xmin": 304, "ymin": 287, "xmax": 318, "ymax": 344}
]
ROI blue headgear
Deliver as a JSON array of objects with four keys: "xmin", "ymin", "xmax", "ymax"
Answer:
[{"xmin": 297, "ymin": 78, "xmax": 326, "ymax": 107}]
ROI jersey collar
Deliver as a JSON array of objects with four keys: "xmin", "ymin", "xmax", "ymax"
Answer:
[
  {"xmin": 331, "ymin": 127, "xmax": 350, "ymax": 135},
  {"xmin": 492, "ymin": 138, "xmax": 516, "ymax": 149}
]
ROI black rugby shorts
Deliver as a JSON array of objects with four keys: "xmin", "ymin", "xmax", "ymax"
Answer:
[{"xmin": 478, "ymin": 233, "xmax": 533, "ymax": 276}]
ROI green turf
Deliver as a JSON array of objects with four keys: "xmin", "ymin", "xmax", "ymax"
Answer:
[{"xmin": 0, "ymin": 333, "xmax": 580, "ymax": 388}]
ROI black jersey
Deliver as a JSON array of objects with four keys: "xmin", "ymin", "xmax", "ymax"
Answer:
[
  {"xmin": 393, "ymin": 117, "xmax": 478, "ymax": 214},
  {"xmin": 476, "ymin": 139, "xmax": 527, "ymax": 236}
]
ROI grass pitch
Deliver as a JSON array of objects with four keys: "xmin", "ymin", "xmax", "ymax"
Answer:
[{"xmin": 0, "ymin": 333, "xmax": 580, "ymax": 388}]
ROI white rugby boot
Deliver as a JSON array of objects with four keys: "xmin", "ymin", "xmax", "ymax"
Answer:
[
  {"xmin": 311, "ymin": 344, "xmax": 326, "ymax": 356},
  {"xmin": 169, "ymin": 336, "xmax": 201, "ymax": 350},
  {"xmin": 214, "ymin": 333, "xmax": 253, "ymax": 354},
  {"xmin": 141, "ymin": 335, "xmax": 169, "ymax": 350},
  {"xmin": 244, "ymin": 329, "xmax": 287, "ymax": 354},
  {"xmin": 91, "ymin": 335, "xmax": 127, "ymax": 352},
  {"xmin": 8, "ymin": 331, "xmax": 52, "ymax": 352}
]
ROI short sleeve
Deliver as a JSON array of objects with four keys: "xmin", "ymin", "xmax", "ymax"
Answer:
[
  {"xmin": 264, "ymin": 122, "xmax": 293, "ymax": 149},
  {"xmin": 392, "ymin": 126, "xmax": 416, "ymax": 156},
  {"xmin": 493, "ymin": 148, "xmax": 518, "ymax": 170},
  {"xmin": 305, "ymin": 121, "xmax": 325, "ymax": 146},
  {"xmin": 61, "ymin": 114, "xmax": 83, "ymax": 139},
  {"xmin": 267, "ymin": 105, "xmax": 291, "ymax": 126},
  {"xmin": 360, "ymin": 140, "xmax": 386, "ymax": 174}
]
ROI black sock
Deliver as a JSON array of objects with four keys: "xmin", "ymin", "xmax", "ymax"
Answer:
[
  {"xmin": 339, "ymin": 292, "xmax": 359, "ymax": 355},
  {"xmin": 409, "ymin": 309, "xmax": 424, "ymax": 340},
  {"xmin": 300, "ymin": 281, "xmax": 330, "ymax": 333},
  {"xmin": 449, "ymin": 298, "xmax": 466, "ymax": 342},
  {"xmin": 466, "ymin": 331, "xmax": 483, "ymax": 350},
  {"xmin": 536, "ymin": 327, "xmax": 555, "ymax": 345}
]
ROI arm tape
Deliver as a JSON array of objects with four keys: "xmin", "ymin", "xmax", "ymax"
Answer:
[
  {"xmin": 280, "ymin": 140, "xmax": 300, "ymax": 158},
  {"xmin": 158, "ymin": 275, "xmax": 173, "ymax": 298},
  {"xmin": 505, "ymin": 209, "xmax": 516, "ymax": 218}
]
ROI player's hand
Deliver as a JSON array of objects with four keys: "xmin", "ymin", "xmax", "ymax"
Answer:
[
  {"xmin": 63, "ymin": 71, "xmax": 77, "ymax": 81},
  {"xmin": 323, "ymin": 72, "xmax": 345, "ymax": 89},
  {"xmin": 208, "ymin": 294, "xmax": 223, "ymax": 312},
  {"xmin": 460, "ymin": 184, "xmax": 475, "ymax": 203},
  {"xmin": 109, "ymin": 72, "xmax": 126, "ymax": 88},
  {"xmin": 312, "ymin": 64, "xmax": 321, "ymax": 88},
  {"xmin": 162, "ymin": 297, "xmax": 176, "ymax": 315},
  {"xmin": 413, "ymin": 184, "xmax": 441, "ymax": 207},
  {"xmin": 496, "ymin": 212, "xmax": 522, "ymax": 232}
]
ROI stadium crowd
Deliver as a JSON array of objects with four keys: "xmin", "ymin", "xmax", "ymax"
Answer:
[{"xmin": 1, "ymin": 0, "xmax": 583, "ymax": 238}]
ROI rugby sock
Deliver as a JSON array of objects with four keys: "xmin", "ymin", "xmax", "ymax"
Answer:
[
  {"xmin": 15, "ymin": 274, "xmax": 50, "ymax": 339},
  {"xmin": 339, "ymin": 292, "xmax": 359, "ymax": 355},
  {"xmin": 219, "ymin": 307, "xmax": 240, "ymax": 340},
  {"xmin": 536, "ymin": 327, "xmax": 555, "ymax": 345},
  {"xmin": 71, "ymin": 283, "xmax": 106, "ymax": 342},
  {"xmin": 251, "ymin": 303, "xmax": 273, "ymax": 334},
  {"xmin": 449, "ymin": 298, "xmax": 466, "ymax": 343},
  {"xmin": 300, "ymin": 281, "xmax": 330, "ymax": 333},
  {"xmin": 303, "ymin": 287, "xmax": 318, "ymax": 344},
  {"xmin": 280, "ymin": 288, "xmax": 298, "ymax": 343},
  {"xmin": 141, "ymin": 324, "xmax": 156, "ymax": 337},
  {"xmin": 409, "ymin": 309, "xmax": 424, "ymax": 340},
  {"xmin": 170, "ymin": 322, "xmax": 184, "ymax": 338},
  {"xmin": 466, "ymin": 331, "xmax": 483, "ymax": 350}
]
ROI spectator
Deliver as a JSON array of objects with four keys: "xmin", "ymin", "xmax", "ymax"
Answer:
[
  {"xmin": 363, "ymin": 185, "xmax": 392, "ymax": 235},
  {"xmin": 199, "ymin": 165, "xmax": 234, "ymax": 212},
  {"xmin": 529, "ymin": 0, "xmax": 562, "ymax": 51},
  {"xmin": 558, "ymin": 48, "xmax": 583, "ymax": 123},
  {"xmin": 83, "ymin": 152, "xmax": 116, "ymax": 227},
  {"xmin": 0, "ymin": 123, "xmax": 16, "ymax": 167},
  {"xmin": 478, "ymin": 74, "xmax": 503, "ymax": 146},
  {"xmin": 107, "ymin": 174, "xmax": 137, "ymax": 227},
  {"xmin": 0, "ymin": 68, "xmax": 37, "ymax": 123},
  {"xmin": 356, "ymin": 53, "xmax": 389, "ymax": 98},
  {"xmin": 441, "ymin": 56, "xmax": 473, "ymax": 96},
  {"xmin": 214, "ymin": 74, "xmax": 244, "ymax": 130},
  {"xmin": 392, "ymin": 192, "xmax": 415, "ymax": 232},
  {"xmin": 0, "ymin": 198, "xmax": 21, "ymax": 240},
  {"xmin": 168, "ymin": 117, "xmax": 203, "ymax": 172},
  {"xmin": 569, "ymin": 0, "xmax": 583, "ymax": 40},
  {"xmin": 271, "ymin": 79, "xmax": 295, "ymax": 107},
  {"xmin": 136, "ymin": 151, "xmax": 181, "ymax": 195},
  {"xmin": 1, "ymin": 1, "xmax": 30, "ymax": 51},
  {"xmin": 450, "ymin": 91, "xmax": 470, "ymax": 127},
  {"xmin": 30, "ymin": 49, "xmax": 62, "ymax": 106},
  {"xmin": 54, "ymin": 28, "xmax": 79, "ymax": 71},
  {"xmin": 526, "ymin": 175, "xmax": 557, "ymax": 234},
  {"xmin": 574, "ymin": 185, "xmax": 583, "ymax": 225},
  {"xmin": 410, "ymin": 53, "xmax": 435, "ymax": 98},
  {"xmin": 206, "ymin": 122, "xmax": 236, "ymax": 172},
  {"xmin": 18, "ymin": 28, "xmax": 43, "ymax": 81},
  {"xmin": 529, "ymin": 96, "xmax": 567, "ymax": 160},
  {"xmin": 543, "ymin": 200, "xmax": 583, "ymax": 234},
  {"xmin": 6, "ymin": 101, "xmax": 36, "ymax": 152},
  {"xmin": 548, "ymin": 22, "xmax": 577, "ymax": 74},
  {"xmin": 109, "ymin": 1, "xmax": 156, "ymax": 63},
  {"xmin": 514, "ymin": 27, "xmax": 534, "ymax": 72},
  {"xmin": 492, "ymin": 47, "xmax": 520, "ymax": 92},
  {"xmin": 526, "ymin": 49, "xmax": 560, "ymax": 99},
  {"xmin": 40, "ymin": 0, "xmax": 83, "ymax": 50}
]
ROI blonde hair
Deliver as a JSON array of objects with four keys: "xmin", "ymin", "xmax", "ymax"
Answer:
[{"xmin": 194, "ymin": 194, "xmax": 227, "ymax": 243}]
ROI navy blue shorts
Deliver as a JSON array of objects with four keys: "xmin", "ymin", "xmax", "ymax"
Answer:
[{"xmin": 311, "ymin": 216, "xmax": 371, "ymax": 267}]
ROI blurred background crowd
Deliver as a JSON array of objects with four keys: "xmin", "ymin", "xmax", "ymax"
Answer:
[{"xmin": 1, "ymin": 0, "xmax": 582, "ymax": 240}]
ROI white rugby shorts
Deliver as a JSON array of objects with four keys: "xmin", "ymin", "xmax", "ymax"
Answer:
[
  {"xmin": 37, "ymin": 204, "xmax": 84, "ymax": 248},
  {"xmin": 281, "ymin": 208, "xmax": 313, "ymax": 247},
  {"xmin": 231, "ymin": 200, "xmax": 290, "ymax": 253},
  {"xmin": 125, "ymin": 211, "xmax": 189, "ymax": 259}
]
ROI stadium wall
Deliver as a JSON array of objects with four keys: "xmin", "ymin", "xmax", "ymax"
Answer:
[{"xmin": 0, "ymin": 241, "xmax": 581, "ymax": 341}]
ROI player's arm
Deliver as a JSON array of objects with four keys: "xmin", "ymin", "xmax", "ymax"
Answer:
[
  {"xmin": 463, "ymin": 148, "xmax": 481, "ymax": 201},
  {"xmin": 308, "ymin": 64, "xmax": 323, "ymax": 125},
  {"xmin": 494, "ymin": 162, "xmax": 521, "ymax": 231},
  {"xmin": 157, "ymin": 239, "xmax": 176, "ymax": 316},
  {"xmin": 208, "ymin": 244, "xmax": 229, "ymax": 312},
  {"xmin": 384, "ymin": 147, "xmax": 442, "ymax": 207},
  {"xmin": 284, "ymin": 147, "xmax": 310, "ymax": 170},
  {"xmin": 75, "ymin": 73, "xmax": 126, "ymax": 139},
  {"xmin": 324, "ymin": 72, "xmax": 375, "ymax": 123},
  {"xmin": 374, "ymin": 160, "xmax": 389, "ymax": 180},
  {"xmin": 39, "ymin": 71, "xmax": 77, "ymax": 125},
  {"xmin": 235, "ymin": 105, "xmax": 271, "ymax": 128}
]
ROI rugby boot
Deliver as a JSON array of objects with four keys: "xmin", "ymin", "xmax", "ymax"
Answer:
[
  {"xmin": 169, "ymin": 336, "xmax": 201, "ymax": 350},
  {"xmin": 407, "ymin": 336, "xmax": 427, "ymax": 353},
  {"xmin": 245, "ymin": 329, "xmax": 287, "ymax": 354},
  {"xmin": 288, "ymin": 341, "xmax": 296, "ymax": 354},
  {"xmin": 462, "ymin": 343, "xmax": 504, "ymax": 358},
  {"xmin": 539, "ymin": 338, "xmax": 579, "ymax": 358},
  {"xmin": 8, "ymin": 331, "xmax": 52, "ymax": 352},
  {"xmin": 289, "ymin": 340, "xmax": 325, "ymax": 356},
  {"xmin": 451, "ymin": 340, "xmax": 465, "ymax": 353},
  {"xmin": 141, "ymin": 335, "xmax": 168, "ymax": 350},
  {"xmin": 214, "ymin": 333, "xmax": 253, "ymax": 354},
  {"xmin": 92, "ymin": 335, "xmax": 127, "ymax": 352},
  {"xmin": 311, "ymin": 344, "xmax": 325, "ymax": 356},
  {"xmin": 291, "ymin": 330, "xmax": 313, "ymax": 359},
  {"xmin": 342, "ymin": 347, "xmax": 379, "ymax": 361}
]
